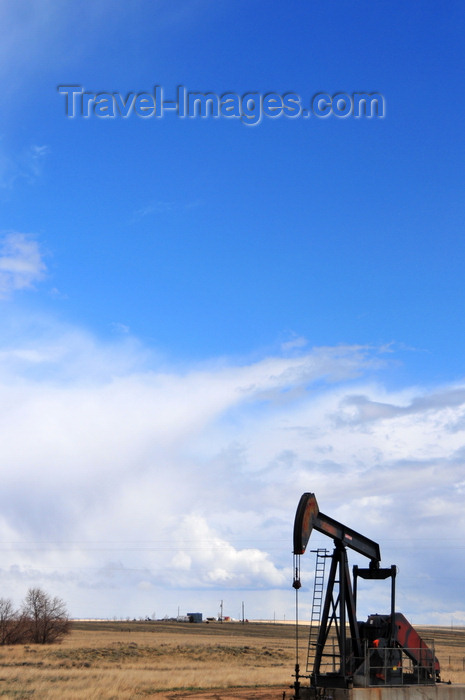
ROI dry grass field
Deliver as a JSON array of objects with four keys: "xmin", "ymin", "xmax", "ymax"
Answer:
[{"xmin": 0, "ymin": 620, "xmax": 462, "ymax": 699}]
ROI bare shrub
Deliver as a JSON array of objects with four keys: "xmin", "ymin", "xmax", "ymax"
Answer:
[
  {"xmin": 21, "ymin": 587, "xmax": 70, "ymax": 644},
  {"xmin": 0, "ymin": 597, "xmax": 28, "ymax": 644},
  {"xmin": 0, "ymin": 588, "xmax": 70, "ymax": 645}
]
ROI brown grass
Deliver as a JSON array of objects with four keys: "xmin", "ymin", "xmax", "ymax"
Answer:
[{"xmin": 0, "ymin": 621, "xmax": 462, "ymax": 698}]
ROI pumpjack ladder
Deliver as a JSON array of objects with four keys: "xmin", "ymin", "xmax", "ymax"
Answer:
[{"xmin": 306, "ymin": 548, "xmax": 327, "ymax": 673}]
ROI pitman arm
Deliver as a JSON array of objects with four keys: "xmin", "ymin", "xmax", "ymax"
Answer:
[{"xmin": 293, "ymin": 492, "xmax": 381, "ymax": 566}]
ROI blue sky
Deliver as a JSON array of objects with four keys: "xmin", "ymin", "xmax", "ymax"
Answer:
[{"xmin": 0, "ymin": 0, "xmax": 465, "ymax": 627}]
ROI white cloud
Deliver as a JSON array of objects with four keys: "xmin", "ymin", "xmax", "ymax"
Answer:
[
  {"xmin": 0, "ymin": 322, "xmax": 464, "ymax": 623},
  {"xmin": 0, "ymin": 145, "xmax": 49, "ymax": 189},
  {"xmin": 0, "ymin": 232, "xmax": 46, "ymax": 298},
  {"xmin": 281, "ymin": 335, "xmax": 308, "ymax": 352},
  {"xmin": 167, "ymin": 514, "xmax": 286, "ymax": 588}
]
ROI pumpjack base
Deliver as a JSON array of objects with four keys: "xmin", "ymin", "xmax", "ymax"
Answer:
[{"xmin": 295, "ymin": 686, "xmax": 465, "ymax": 700}]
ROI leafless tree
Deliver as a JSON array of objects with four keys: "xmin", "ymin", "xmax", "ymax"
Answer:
[
  {"xmin": 22, "ymin": 588, "xmax": 70, "ymax": 644},
  {"xmin": 0, "ymin": 598, "xmax": 15, "ymax": 643},
  {"xmin": 0, "ymin": 597, "xmax": 31, "ymax": 644}
]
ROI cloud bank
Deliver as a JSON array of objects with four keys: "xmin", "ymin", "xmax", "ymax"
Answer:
[
  {"xmin": 0, "ymin": 234, "xmax": 463, "ymax": 621},
  {"xmin": 0, "ymin": 311, "xmax": 464, "ymax": 623}
]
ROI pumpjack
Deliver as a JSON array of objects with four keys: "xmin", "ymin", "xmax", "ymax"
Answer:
[{"xmin": 291, "ymin": 493, "xmax": 443, "ymax": 698}]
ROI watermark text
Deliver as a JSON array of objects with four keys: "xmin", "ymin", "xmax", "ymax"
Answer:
[{"xmin": 58, "ymin": 86, "xmax": 385, "ymax": 125}]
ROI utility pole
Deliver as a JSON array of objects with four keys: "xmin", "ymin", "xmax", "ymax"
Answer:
[{"xmin": 219, "ymin": 600, "xmax": 223, "ymax": 623}]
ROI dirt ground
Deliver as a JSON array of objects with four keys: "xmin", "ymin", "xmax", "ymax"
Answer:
[{"xmin": 166, "ymin": 688, "xmax": 289, "ymax": 700}]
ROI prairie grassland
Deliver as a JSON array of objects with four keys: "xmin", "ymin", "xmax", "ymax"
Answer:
[
  {"xmin": 0, "ymin": 621, "xmax": 294, "ymax": 699},
  {"xmin": 0, "ymin": 621, "xmax": 462, "ymax": 699}
]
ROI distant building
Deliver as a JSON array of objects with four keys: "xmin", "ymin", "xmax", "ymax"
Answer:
[{"xmin": 187, "ymin": 612, "xmax": 203, "ymax": 623}]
